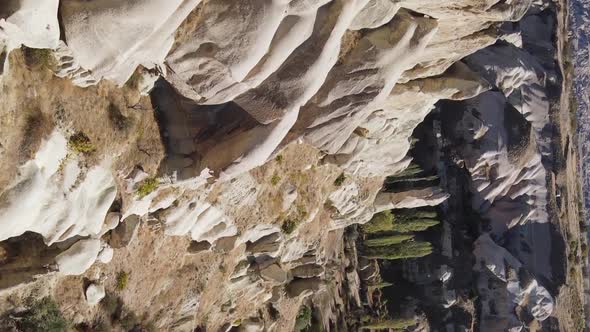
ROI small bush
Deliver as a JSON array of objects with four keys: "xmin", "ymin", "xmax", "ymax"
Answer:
[
  {"xmin": 294, "ymin": 305, "xmax": 312, "ymax": 331},
  {"xmin": 275, "ymin": 154, "xmax": 283, "ymax": 163},
  {"xmin": 17, "ymin": 297, "xmax": 68, "ymax": 332},
  {"xmin": 334, "ymin": 173, "xmax": 346, "ymax": 186},
  {"xmin": 68, "ymin": 132, "xmax": 95, "ymax": 154},
  {"xmin": 116, "ymin": 271, "xmax": 129, "ymax": 290},
  {"xmin": 271, "ymin": 174, "xmax": 281, "ymax": 186},
  {"xmin": 281, "ymin": 219, "xmax": 297, "ymax": 234},
  {"xmin": 137, "ymin": 177, "xmax": 158, "ymax": 198}
]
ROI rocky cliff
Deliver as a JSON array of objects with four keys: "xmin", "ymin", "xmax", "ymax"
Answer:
[{"xmin": 0, "ymin": 0, "xmax": 586, "ymax": 331}]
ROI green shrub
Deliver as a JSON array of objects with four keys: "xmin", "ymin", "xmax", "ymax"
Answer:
[
  {"xmin": 362, "ymin": 211, "xmax": 394, "ymax": 234},
  {"xmin": 275, "ymin": 154, "xmax": 283, "ymax": 163},
  {"xmin": 394, "ymin": 210, "xmax": 437, "ymax": 221},
  {"xmin": 334, "ymin": 173, "xmax": 346, "ymax": 186},
  {"xmin": 361, "ymin": 318, "xmax": 416, "ymax": 330},
  {"xmin": 271, "ymin": 174, "xmax": 281, "ymax": 186},
  {"xmin": 364, "ymin": 235, "xmax": 414, "ymax": 247},
  {"xmin": 390, "ymin": 218, "xmax": 440, "ymax": 233},
  {"xmin": 281, "ymin": 219, "xmax": 297, "ymax": 234},
  {"xmin": 364, "ymin": 241, "xmax": 433, "ymax": 260},
  {"xmin": 17, "ymin": 297, "xmax": 68, "ymax": 332},
  {"xmin": 116, "ymin": 271, "xmax": 129, "ymax": 290},
  {"xmin": 294, "ymin": 305, "xmax": 312, "ymax": 331},
  {"xmin": 68, "ymin": 132, "xmax": 95, "ymax": 154},
  {"xmin": 362, "ymin": 210, "xmax": 439, "ymax": 234},
  {"xmin": 137, "ymin": 177, "xmax": 158, "ymax": 198}
]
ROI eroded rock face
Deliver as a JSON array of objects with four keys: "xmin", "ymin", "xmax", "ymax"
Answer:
[
  {"xmin": 0, "ymin": 0, "xmax": 568, "ymax": 331},
  {"xmin": 0, "ymin": 131, "xmax": 116, "ymax": 244},
  {"xmin": 474, "ymin": 234, "xmax": 554, "ymax": 331},
  {"xmin": 0, "ymin": 0, "xmax": 60, "ymax": 52},
  {"xmin": 55, "ymin": 239, "xmax": 101, "ymax": 276}
]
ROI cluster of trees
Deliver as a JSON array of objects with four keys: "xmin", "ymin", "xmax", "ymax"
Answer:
[
  {"xmin": 361, "ymin": 209, "xmax": 439, "ymax": 260},
  {"xmin": 354, "ymin": 165, "xmax": 441, "ymax": 330},
  {"xmin": 362, "ymin": 210, "xmax": 439, "ymax": 234}
]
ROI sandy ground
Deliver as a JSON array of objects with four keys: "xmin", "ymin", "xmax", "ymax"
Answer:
[{"xmin": 550, "ymin": 0, "xmax": 588, "ymax": 330}]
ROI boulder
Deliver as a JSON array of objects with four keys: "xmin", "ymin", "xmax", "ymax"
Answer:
[
  {"xmin": 85, "ymin": 283, "xmax": 105, "ymax": 306},
  {"xmin": 55, "ymin": 239, "xmax": 101, "ymax": 275},
  {"xmin": 97, "ymin": 245, "xmax": 114, "ymax": 264}
]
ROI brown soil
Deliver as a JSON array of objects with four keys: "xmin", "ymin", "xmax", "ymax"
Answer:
[{"xmin": 550, "ymin": 1, "xmax": 587, "ymax": 330}]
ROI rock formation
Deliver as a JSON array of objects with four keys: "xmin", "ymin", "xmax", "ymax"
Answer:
[{"xmin": 0, "ymin": 0, "xmax": 584, "ymax": 331}]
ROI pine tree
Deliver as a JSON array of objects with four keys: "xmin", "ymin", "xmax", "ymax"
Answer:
[
  {"xmin": 390, "ymin": 218, "xmax": 439, "ymax": 233},
  {"xmin": 362, "ymin": 210, "xmax": 394, "ymax": 234},
  {"xmin": 362, "ymin": 210, "xmax": 439, "ymax": 234},
  {"xmin": 394, "ymin": 209, "xmax": 437, "ymax": 221},
  {"xmin": 364, "ymin": 234, "xmax": 414, "ymax": 247},
  {"xmin": 364, "ymin": 241, "xmax": 433, "ymax": 260}
]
